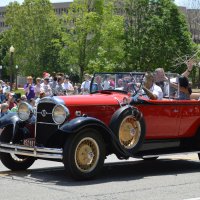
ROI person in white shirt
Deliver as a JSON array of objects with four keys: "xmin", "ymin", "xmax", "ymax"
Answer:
[
  {"xmin": 34, "ymin": 77, "xmax": 41, "ymax": 98},
  {"xmin": 142, "ymin": 72, "xmax": 163, "ymax": 100},
  {"xmin": 154, "ymin": 60, "xmax": 194, "ymax": 97},
  {"xmin": 81, "ymin": 74, "xmax": 91, "ymax": 95},
  {"xmin": 62, "ymin": 75, "xmax": 74, "ymax": 95},
  {"xmin": 3, "ymin": 82, "xmax": 11, "ymax": 94},
  {"xmin": 103, "ymin": 74, "xmax": 110, "ymax": 90},
  {"xmin": 40, "ymin": 77, "xmax": 52, "ymax": 97}
]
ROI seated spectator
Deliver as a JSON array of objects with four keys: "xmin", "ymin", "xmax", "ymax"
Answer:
[
  {"xmin": 0, "ymin": 103, "xmax": 10, "ymax": 117},
  {"xmin": 21, "ymin": 95, "xmax": 27, "ymax": 102},
  {"xmin": 7, "ymin": 93, "xmax": 16, "ymax": 110},
  {"xmin": 10, "ymin": 99, "xmax": 21, "ymax": 112},
  {"xmin": 35, "ymin": 91, "xmax": 46, "ymax": 105},
  {"xmin": 29, "ymin": 98, "xmax": 36, "ymax": 107},
  {"xmin": 142, "ymin": 72, "xmax": 163, "ymax": 100}
]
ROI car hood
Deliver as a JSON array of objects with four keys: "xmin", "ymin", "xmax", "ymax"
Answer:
[{"xmin": 57, "ymin": 93, "xmax": 128, "ymax": 106}]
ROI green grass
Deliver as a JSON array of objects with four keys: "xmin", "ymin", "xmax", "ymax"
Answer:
[{"xmin": 13, "ymin": 88, "xmax": 25, "ymax": 95}]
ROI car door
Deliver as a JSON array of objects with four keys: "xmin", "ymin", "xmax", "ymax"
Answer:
[
  {"xmin": 178, "ymin": 100, "xmax": 200, "ymax": 137},
  {"xmin": 136, "ymin": 99, "xmax": 181, "ymax": 139}
]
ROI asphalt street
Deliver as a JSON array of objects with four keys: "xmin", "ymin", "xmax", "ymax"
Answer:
[{"xmin": 0, "ymin": 154, "xmax": 200, "ymax": 200}]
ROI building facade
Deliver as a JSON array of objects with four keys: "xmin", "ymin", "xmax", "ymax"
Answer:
[
  {"xmin": 0, "ymin": 6, "xmax": 7, "ymax": 33},
  {"xmin": 1, "ymin": 2, "xmax": 200, "ymax": 43},
  {"xmin": 0, "ymin": 2, "xmax": 71, "ymax": 33}
]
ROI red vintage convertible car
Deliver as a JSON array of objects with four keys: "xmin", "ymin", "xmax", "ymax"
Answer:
[{"xmin": 0, "ymin": 72, "xmax": 200, "ymax": 180}]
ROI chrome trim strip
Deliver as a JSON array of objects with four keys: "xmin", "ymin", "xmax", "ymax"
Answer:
[
  {"xmin": 0, "ymin": 142, "xmax": 63, "ymax": 160},
  {"xmin": 37, "ymin": 122, "xmax": 58, "ymax": 125},
  {"xmin": 114, "ymin": 97, "xmax": 121, "ymax": 107},
  {"xmin": 37, "ymin": 112, "xmax": 52, "ymax": 115}
]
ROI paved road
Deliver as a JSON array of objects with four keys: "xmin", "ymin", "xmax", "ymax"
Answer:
[{"xmin": 0, "ymin": 154, "xmax": 200, "ymax": 200}]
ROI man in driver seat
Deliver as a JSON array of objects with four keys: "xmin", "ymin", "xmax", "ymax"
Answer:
[{"xmin": 142, "ymin": 72, "xmax": 163, "ymax": 100}]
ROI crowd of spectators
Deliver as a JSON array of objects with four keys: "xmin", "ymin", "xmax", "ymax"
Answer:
[
  {"xmin": 0, "ymin": 61, "xmax": 195, "ymax": 117},
  {"xmin": 0, "ymin": 71, "xmax": 93, "ymax": 118}
]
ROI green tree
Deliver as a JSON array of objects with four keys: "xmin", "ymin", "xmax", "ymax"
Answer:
[
  {"xmin": 88, "ymin": 1, "xmax": 125, "ymax": 73},
  {"xmin": 60, "ymin": 0, "xmax": 125, "ymax": 80},
  {"xmin": 123, "ymin": 0, "xmax": 195, "ymax": 73},
  {"xmin": 4, "ymin": 0, "xmax": 61, "ymax": 77}
]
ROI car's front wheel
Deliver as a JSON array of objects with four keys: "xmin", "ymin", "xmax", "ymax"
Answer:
[
  {"xmin": 63, "ymin": 129, "xmax": 106, "ymax": 180},
  {"xmin": 0, "ymin": 126, "xmax": 35, "ymax": 171},
  {"xmin": 198, "ymin": 153, "xmax": 200, "ymax": 160}
]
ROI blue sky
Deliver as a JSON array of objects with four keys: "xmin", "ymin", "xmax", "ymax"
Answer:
[{"xmin": 0, "ymin": 0, "xmax": 189, "ymax": 8}]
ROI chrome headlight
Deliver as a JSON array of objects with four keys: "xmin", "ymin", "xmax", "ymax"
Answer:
[
  {"xmin": 18, "ymin": 102, "xmax": 33, "ymax": 121},
  {"xmin": 52, "ymin": 104, "xmax": 69, "ymax": 124}
]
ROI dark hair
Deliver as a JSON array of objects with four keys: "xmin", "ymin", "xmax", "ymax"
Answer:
[
  {"xmin": 53, "ymin": 76, "xmax": 57, "ymax": 81},
  {"xmin": 179, "ymin": 76, "xmax": 189, "ymax": 88},
  {"xmin": 179, "ymin": 76, "xmax": 192, "ymax": 94},
  {"xmin": 29, "ymin": 98, "xmax": 35, "ymax": 103},
  {"xmin": 16, "ymin": 98, "xmax": 21, "ymax": 103}
]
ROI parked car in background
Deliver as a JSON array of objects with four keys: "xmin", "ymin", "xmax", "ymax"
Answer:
[{"xmin": 0, "ymin": 72, "xmax": 200, "ymax": 180}]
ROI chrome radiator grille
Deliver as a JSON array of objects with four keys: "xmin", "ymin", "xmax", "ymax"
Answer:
[
  {"xmin": 37, "ymin": 102, "xmax": 55, "ymax": 123},
  {"xmin": 36, "ymin": 102, "xmax": 58, "ymax": 146}
]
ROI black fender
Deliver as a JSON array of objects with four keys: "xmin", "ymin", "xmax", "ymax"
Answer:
[
  {"xmin": 59, "ymin": 116, "xmax": 130, "ymax": 158},
  {"xmin": 0, "ymin": 112, "xmax": 19, "ymax": 129},
  {"xmin": 110, "ymin": 105, "xmax": 142, "ymax": 128},
  {"xmin": 0, "ymin": 112, "xmax": 36, "ymax": 142}
]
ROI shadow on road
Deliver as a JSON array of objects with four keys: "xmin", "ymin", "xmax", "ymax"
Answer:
[{"xmin": 0, "ymin": 158, "xmax": 200, "ymax": 186}]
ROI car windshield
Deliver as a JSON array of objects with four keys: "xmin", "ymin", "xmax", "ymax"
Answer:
[{"xmin": 90, "ymin": 72, "xmax": 145, "ymax": 96}]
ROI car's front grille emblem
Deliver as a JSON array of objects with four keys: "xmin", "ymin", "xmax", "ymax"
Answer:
[{"xmin": 41, "ymin": 110, "xmax": 47, "ymax": 117}]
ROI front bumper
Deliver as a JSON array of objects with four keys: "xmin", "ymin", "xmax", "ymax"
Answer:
[{"xmin": 0, "ymin": 142, "xmax": 63, "ymax": 160}]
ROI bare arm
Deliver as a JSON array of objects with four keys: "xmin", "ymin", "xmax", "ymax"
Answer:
[
  {"xmin": 182, "ymin": 60, "xmax": 194, "ymax": 77},
  {"xmin": 142, "ymin": 86, "xmax": 157, "ymax": 100}
]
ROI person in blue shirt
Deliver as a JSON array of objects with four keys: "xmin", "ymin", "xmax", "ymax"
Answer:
[
  {"xmin": 0, "ymin": 103, "xmax": 10, "ymax": 118},
  {"xmin": 0, "ymin": 88, "xmax": 6, "ymax": 103}
]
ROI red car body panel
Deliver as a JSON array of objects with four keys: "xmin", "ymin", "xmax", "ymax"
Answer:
[
  {"xmin": 59, "ymin": 93, "xmax": 129, "ymax": 125},
  {"xmin": 135, "ymin": 99, "xmax": 200, "ymax": 139},
  {"xmin": 59, "ymin": 94, "xmax": 200, "ymax": 140}
]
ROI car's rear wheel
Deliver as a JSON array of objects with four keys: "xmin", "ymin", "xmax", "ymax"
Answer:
[
  {"xmin": 198, "ymin": 153, "xmax": 200, "ymax": 160},
  {"xmin": 0, "ymin": 126, "xmax": 35, "ymax": 171},
  {"xmin": 63, "ymin": 129, "xmax": 106, "ymax": 180},
  {"xmin": 110, "ymin": 108, "xmax": 145, "ymax": 155}
]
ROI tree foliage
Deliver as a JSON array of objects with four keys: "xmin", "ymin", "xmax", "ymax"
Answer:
[
  {"xmin": 0, "ymin": 0, "xmax": 196, "ymax": 80},
  {"xmin": 4, "ymin": 0, "xmax": 61, "ymax": 77},
  {"xmin": 123, "ymin": 0, "xmax": 195, "ymax": 73},
  {"xmin": 60, "ymin": 0, "xmax": 125, "ymax": 79}
]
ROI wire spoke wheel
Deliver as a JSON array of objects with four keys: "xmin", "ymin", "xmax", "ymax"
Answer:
[
  {"xmin": 119, "ymin": 116, "xmax": 141, "ymax": 149},
  {"xmin": 75, "ymin": 137, "xmax": 99, "ymax": 173},
  {"xmin": 63, "ymin": 129, "xmax": 105, "ymax": 180}
]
